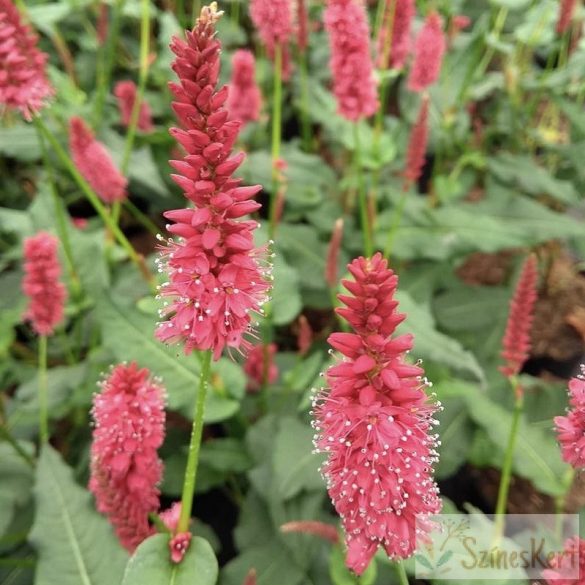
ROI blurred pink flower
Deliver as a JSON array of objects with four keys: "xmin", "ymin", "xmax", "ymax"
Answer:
[
  {"xmin": 555, "ymin": 369, "xmax": 585, "ymax": 469},
  {"xmin": 297, "ymin": 315, "xmax": 313, "ymax": 356},
  {"xmin": 324, "ymin": 0, "xmax": 379, "ymax": 121},
  {"xmin": 557, "ymin": 0, "xmax": 577, "ymax": 35},
  {"xmin": 156, "ymin": 5, "xmax": 271, "ymax": 360},
  {"xmin": 89, "ymin": 362, "xmax": 166, "ymax": 552},
  {"xmin": 69, "ymin": 116, "xmax": 128, "ymax": 204},
  {"xmin": 295, "ymin": 0, "xmax": 309, "ymax": 52},
  {"xmin": 22, "ymin": 232, "xmax": 67, "ymax": 336},
  {"xmin": 227, "ymin": 50, "xmax": 262, "ymax": 127},
  {"xmin": 403, "ymin": 96, "xmax": 429, "ymax": 190},
  {"xmin": 499, "ymin": 255, "xmax": 538, "ymax": 379},
  {"xmin": 114, "ymin": 80, "xmax": 154, "ymax": 132},
  {"xmin": 244, "ymin": 343, "xmax": 278, "ymax": 391},
  {"xmin": 325, "ymin": 217, "xmax": 344, "ymax": 289},
  {"xmin": 543, "ymin": 536, "xmax": 585, "ymax": 584},
  {"xmin": 376, "ymin": 0, "xmax": 415, "ymax": 70},
  {"xmin": 0, "ymin": 0, "xmax": 54, "ymax": 120},
  {"xmin": 407, "ymin": 11, "xmax": 446, "ymax": 92},
  {"xmin": 313, "ymin": 253, "xmax": 441, "ymax": 574}
]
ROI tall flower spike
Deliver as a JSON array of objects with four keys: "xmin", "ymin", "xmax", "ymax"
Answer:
[
  {"xmin": 69, "ymin": 116, "xmax": 128, "ymax": 204},
  {"xmin": 250, "ymin": 0, "xmax": 293, "ymax": 77},
  {"xmin": 403, "ymin": 95, "xmax": 429, "ymax": 191},
  {"xmin": 554, "ymin": 368, "xmax": 585, "ymax": 469},
  {"xmin": 312, "ymin": 253, "xmax": 441, "ymax": 574},
  {"xmin": 499, "ymin": 255, "xmax": 538, "ymax": 378},
  {"xmin": 22, "ymin": 232, "xmax": 67, "ymax": 336},
  {"xmin": 407, "ymin": 11, "xmax": 446, "ymax": 93},
  {"xmin": 376, "ymin": 0, "xmax": 415, "ymax": 70},
  {"xmin": 324, "ymin": 0, "xmax": 379, "ymax": 121},
  {"xmin": 227, "ymin": 50, "xmax": 262, "ymax": 127},
  {"xmin": 0, "ymin": 0, "xmax": 54, "ymax": 120},
  {"xmin": 155, "ymin": 3, "xmax": 271, "ymax": 360},
  {"xmin": 89, "ymin": 362, "xmax": 166, "ymax": 552},
  {"xmin": 557, "ymin": 0, "xmax": 577, "ymax": 34},
  {"xmin": 114, "ymin": 80, "xmax": 154, "ymax": 132}
]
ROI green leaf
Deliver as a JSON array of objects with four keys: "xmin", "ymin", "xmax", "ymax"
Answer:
[
  {"xmin": 199, "ymin": 438, "xmax": 253, "ymax": 473},
  {"xmin": 96, "ymin": 294, "xmax": 238, "ymax": 423},
  {"xmin": 0, "ymin": 124, "xmax": 40, "ymax": 161},
  {"xmin": 29, "ymin": 445, "xmax": 128, "ymax": 585},
  {"xmin": 273, "ymin": 418, "xmax": 324, "ymax": 500},
  {"xmin": 122, "ymin": 534, "xmax": 218, "ymax": 585},
  {"xmin": 463, "ymin": 385, "xmax": 569, "ymax": 496},
  {"xmin": 272, "ymin": 256, "xmax": 302, "ymax": 325},
  {"xmin": 396, "ymin": 291, "xmax": 484, "ymax": 382}
]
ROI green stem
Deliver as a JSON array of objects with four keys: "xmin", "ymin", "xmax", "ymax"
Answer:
[
  {"xmin": 33, "ymin": 120, "xmax": 82, "ymax": 301},
  {"xmin": 268, "ymin": 43, "xmax": 283, "ymax": 240},
  {"xmin": 232, "ymin": 0, "xmax": 240, "ymax": 26},
  {"xmin": 192, "ymin": 0, "xmax": 201, "ymax": 24},
  {"xmin": 493, "ymin": 388, "xmax": 523, "ymax": 542},
  {"xmin": 393, "ymin": 559, "xmax": 409, "ymax": 585},
  {"xmin": 38, "ymin": 335, "xmax": 48, "ymax": 445},
  {"xmin": 94, "ymin": 0, "xmax": 124, "ymax": 129},
  {"xmin": 383, "ymin": 190, "xmax": 407, "ymax": 260},
  {"xmin": 353, "ymin": 123, "xmax": 373, "ymax": 257},
  {"xmin": 124, "ymin": 199, "xmax": 159, "ymax": 236},
  {"xmin": 0, "ymin": 425, "xmax": 35, "ymax": 467},
  {"xmin": 298, "ymin": 49, "xmax": 312, "ymax": 152},
  {"xmin": 149, "ymin": 512, "xmax": 171, "ymax": 534},
  {"xmin": 34, "ymin": 117, "xmax": 153, "ymax": 287},
  {"xmin": 178, "ymin": 350, "xmax": 212, "ymax": 533}
]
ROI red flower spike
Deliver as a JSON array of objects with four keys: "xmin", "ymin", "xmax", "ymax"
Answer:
[
  {"xmin": 499, "ymin": 255, "xmax": 538, "ymax": 378},
  {"xmin": 114, "ymin": 80, "xmax": 154, "ymax": 132},
  {"xmin": 403, "ymin": 96, "xmax": 429, "ymax": 191},
  {"xmin": 280, "ymin": 520, "xmax": 339, "ymax": 544},
  {"xmin": 155, "ymin": 4, "xmax": 271, "ymax": 360},
  {"xmin": 312, "ymin": 253, "xmax": 441, "ymax": 574},
  {"xmin": 407, "ymin": 11, "xmax": 446, "ymax": 93},
  {"xmin": 555, "ymin": 368, "xmax": 585, "ymax": 470},
  {"xmin": 324, "ymin": 0, "xmax": 379, "ymax": 121},
  {"xmin": 557, "ymin": 0, "xmax": 577, "ymax": 35},
  {"xmin": 22, "ymin": 232, "xmax": 67, "ymax": 337},
  {"xmin": 227, "ymin": 50, "xmax": 262, "ymax": 128},
  {"xmin": 89, "ymin": 363, "xmax": 166, "ymax": 552},
  {"xmin": 69, "ymin": 116, "xmax": 128, "ymax": 204},
  {"xmin": 244, "ymin": 343, "xmax": 278, "ymax": 392},
  {"xmin": 0, "ymin": 0, "xmax": 54, "ymax": 120},
  {"xmin": 542, "ymin": 536, "xmax": 585, "ymax": 584},
  {"xmin": 376, "ymin": 0, "xmax": 415, "ymax": 70}
]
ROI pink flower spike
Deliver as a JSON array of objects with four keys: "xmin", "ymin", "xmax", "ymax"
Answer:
[
  {"xmin": 542, "ymin": 536, "xmax": 585, "ymax": 584},
  {"xmin": 557, "ymin": 0, "xmax": 577, "ymax": 35},
  {"xmin": 403, "ymin": 96, "xmax": 429, "ymax": 191},
  {"xmin": 324, "ymin": 0, "xmax": 379, "ymax": 121},
  {"xmin": 22, "ymin": 232, "xmax": 67, "ymax": 337},
  {"xmin": 89, "ymin": 362, "xmax": 166, "ymax": 552},
  {"xmin": 244, "ymin": 343, "xmax": 279, "ymax": 391},
  {"xmin": 69, "ymin": 117, "xmax": 128, "ymax": 204},
  {"xmin": 376, "ymin": 0, "xmax": 415, "ymax": 70},
  {"xmin": 0, "ymin": 0, "xmax": 54, "ymax": 120},
  {"xmin": 499, "ymin": 255, "xmax": 538, "ymax": 379},
  {"xmin": 325, "ymin": 218, "xmax": 344, "ymax": 289},
  {"xmin": 312, "ymin": 253, "xmax": 441, "ymax": 574},
  {"xmin": 297, "ymin": 315, "xmax": 313, "ymax": 356},
  {"xmin": 114, "ymin": 80, "xmax": 154, "ymax": 132},
  {"xmin": 555, "ymin": 368, "xmax": 585, "ymax": 470},
  {"xmin": 295, "ymin": 0, "xmax": 309, "ymax": 52},
  {"xmin": 407, "ymin": 11, "xmax": 446, "ymax": 93},
  {"xmin": 156, "ymin": 4, "xmax": 271, "ymax": 360},
  {"xmin": 227, "ymin": 50, "xmax": 262, "ymax": 127}
]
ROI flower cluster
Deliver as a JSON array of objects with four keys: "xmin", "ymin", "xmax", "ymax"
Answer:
[
  {"xmin": 542, "ymin": 536, "xmax": 585, "ymax": 585},
  {"xmin": 114, "ymin": 80, "xmax": 154, "ymax": 132},
  {"xmin": 324, "ymin": 0, "xmax": 379, "ymax": 121},
  {"xmin": 227, "ymin": 50, "xmax": 262, "ymax": 127},
  {"xmin": 22, "ymin": 232, "xmax": 67, "ymax": 337},
  {"xmin": 312, "ymin": 253, "xmax": 441, "ymax": 574},
  {"xmin": 155, "ymin": 3, "xmax": 271, "ymax": 360},
  {"xmin": 555, "ymin": 369, "xmax": 585, "ymax": 469},
  {"xmin": 407, "ymin": 11, "xmax": 446, "ymax": 93},
  {"xmin": 0, "ymin": 0, "xmax": 53, "ymax": 120},
  {"xmin": 89, "ymin": 362, "xmax": 166, "ymax": 552},
  {"xmin": 244, "ymin": 343, "xmax": 279, "ymax": 391},
  {"xmin": 500, "ymin": 255, "xmax": 538, "ymax": 378},
  {"xmin": 403, "ymin": 95, "xmax": 429, "ymax": 190},
  {"xmin": 69, "ymin": 116, "xmax": 128, "ymax": 204},
  {"xmin": 376, "ymin": 0, "xmax": 415, "ymax": 70}
]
